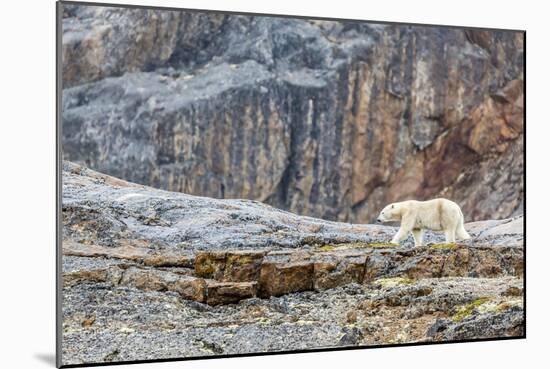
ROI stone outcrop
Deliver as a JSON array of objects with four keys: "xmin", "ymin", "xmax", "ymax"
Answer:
[
  {"xmin": 64, "ymin": 241, "xmax": 523, "ymax": 305},
  {"xmin": 61, "ymin": 162, "xmax": 524, "ymax": 365},
  {"xmin": 60, "ymin": 3, "xmax": 524, "ymax": 223}
]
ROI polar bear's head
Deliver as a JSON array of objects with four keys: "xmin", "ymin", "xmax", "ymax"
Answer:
[{"xmin": 376, "ymin": 203, "xmax": 402, "ymax": 223}]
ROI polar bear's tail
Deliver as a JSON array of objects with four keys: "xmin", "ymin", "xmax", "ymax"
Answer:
[{"xmin": 456, "ymin": 209, "xmax": 471, "ymax": 240}]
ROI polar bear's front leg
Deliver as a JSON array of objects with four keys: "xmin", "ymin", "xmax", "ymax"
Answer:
[
  {"xmin": 391, "ymin": 216, "xmax": 415, "ymax": 244},
  {"xmin": 412, "ymin": 229, "xmax": 424, "ymax": 247},
  {"xmin": 391, "ymin": 231, "xmax": 405, "ymax": 244}
]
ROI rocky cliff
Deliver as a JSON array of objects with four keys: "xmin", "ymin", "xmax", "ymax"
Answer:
[
  {"xmin": 61, "ymin": 162, "xmax": 524, "ymax": 365},
  {"xmin": 61, "ymin": 4, "xmax": 524, "ymax": 224}
]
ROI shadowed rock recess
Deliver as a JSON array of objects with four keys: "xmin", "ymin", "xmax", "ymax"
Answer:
[
  {"xmin": 61, "ymin": 4, "xmax": 524, "ymax": 223},
  {"xmin": 61, "ymin": 162, "xmax": 524, "ymax": 365}
]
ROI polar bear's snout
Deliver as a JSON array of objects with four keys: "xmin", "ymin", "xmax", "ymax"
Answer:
[{"xmin": 376, "ymin": 204, "xmax": 397, "ymax": 223}]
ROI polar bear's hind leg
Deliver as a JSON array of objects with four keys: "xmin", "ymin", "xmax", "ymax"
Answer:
[
  {"xmin": 456, "ymin": 223, "xmax": 471, "ymax": 240},
  {"xmin": 456, "ymin": 209, "xmax": 471, "ymax": 240},
  {"xmin": 412, "ymin": 229, "xmax": 424, "ymax": 247},
  {"xmin": 444, "ymin": 229, "xmax": 456, "ymax": 243}
]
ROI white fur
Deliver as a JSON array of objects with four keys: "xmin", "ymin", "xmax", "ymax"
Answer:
[{"xmin": 376, "ymin": 198, "xmax": 471, "ymax": 246}]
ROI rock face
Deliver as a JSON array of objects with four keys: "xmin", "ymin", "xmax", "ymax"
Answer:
[
  {"xmin": 61, "ymin": 162, "xmax": 524, "ymax": 365},
  {"xmin": 60, "ymin": 4, "xmax": 524, "ymax": 223}
]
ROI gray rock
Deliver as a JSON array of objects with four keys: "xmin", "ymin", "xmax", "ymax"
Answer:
[{"xmin": 61, "ymin": 4, "xmax": 524, "ymax": 223}]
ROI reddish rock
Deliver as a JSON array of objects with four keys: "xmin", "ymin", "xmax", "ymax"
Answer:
[
  {"xmin": 195, "ymin": 250, "xmax": 267, "ymax": 282},
  {"xmin": 63, "ymin": 241, "xmax": 150, "ymax": 261},
  {"xmin": 120, "ymin": 267, "xmax": 175, "ymax": 292},
  {"xmin": 224, "ymin": 250, "xmax": 267, "ymax": 282},
  {"xmin": 313, "ymin": 254, "xmax": 367, "ymax": 290},
  {"xmin": 206, "ymin": 281, "xmax": 258, "ymax": 305},
  {"xmin": 119, "ymin": 267, "xmax": 206, "ymax": 302},
  {"xmin": 144, "ymin": 253, "xmax": 194, "ymax": 268},
  {"xmin": 173, "ymin": 277, "xmax": 207, "ymax": 303},
  {"xmin": 64, "ymin": 267, "xmax": 123, "ymax": 288},
  {"xmin": 259, "ymin": 255, "xmax": 314, "ymax": 297},
  {"xmin": 194, "ymin": 251, "xmax": 226, "ymax": 280}
]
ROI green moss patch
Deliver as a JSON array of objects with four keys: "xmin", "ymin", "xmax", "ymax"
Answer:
[
  {"xmin": 318, "ymin": 245, "xmax": 336, "ymax": 251},
  {"xmin": 452, "ymin": 297, "xmax": 490, "ymax": 322},
  {"xmin": 316, "ymin": 242, "xmax": 398, "ymax": 252},
  {"xmin": 368, "ymin": 242, "xmax": 399, "ymax": 247},
  {"xmin": 430, "ymin": 243, "xmax": 458, "ymax": 250}
]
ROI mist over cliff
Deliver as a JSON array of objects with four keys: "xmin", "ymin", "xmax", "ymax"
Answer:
[{"xmin": 61, "ymin": 4, "xmax": 524, "ymax": 223}]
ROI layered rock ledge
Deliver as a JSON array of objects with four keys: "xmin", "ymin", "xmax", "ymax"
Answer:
[{"xmin": 65, "ymin": 240, "xmax": 522, "ymax": 306}]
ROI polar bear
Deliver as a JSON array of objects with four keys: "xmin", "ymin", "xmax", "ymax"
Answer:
[{"xmin": 376, "ymin": 198, "xmax": 471, "ymax": 247}]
